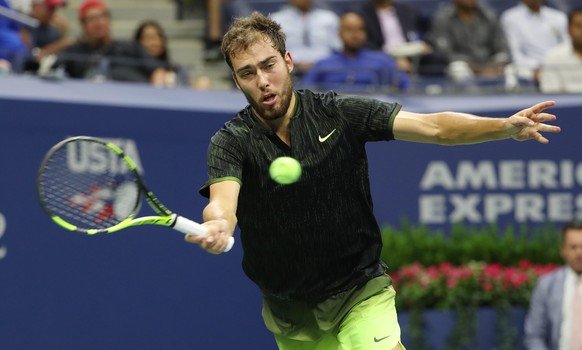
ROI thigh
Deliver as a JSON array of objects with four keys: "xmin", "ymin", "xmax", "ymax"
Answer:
[{"xmin": 337, "ymin": 286, "xmax": 403, "ymax": 350}]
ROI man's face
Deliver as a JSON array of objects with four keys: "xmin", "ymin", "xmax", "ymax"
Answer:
[
  {"xmin": 290, "ymin": 0, "xmax": 313, "ymax": 13},
  {"xmin": 231, "ymin": 39, "xmax": 295, "ymax": 122},
  {"xmin": 81, "ymin": 6, "xmax": 110, "ymax": 43},
  {"xmin": 30, "ymin": 3, "xmax": 56, "ymax": 25},
  {"xmin": 569, "ymin": 12, "xmax": 582, "ymax": 51},
  {"xmin": 454, "ymin": 0, "xmax": 477, "ymax": 11},
  {"xmin": 340, "ymin": 13, "xmax": 367, "ymax": 52},
  {"xmin": 522, "ymin": 0, "xmax": 544, "ymax": 12},
  {"xmin": 561, "ymin": 228, "xmax": 582, "ymax": 274}
]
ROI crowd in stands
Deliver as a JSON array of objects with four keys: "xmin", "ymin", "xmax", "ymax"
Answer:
[{"xmin": 1, "ymin": 0, "xmax": 582, "ymax": 94}]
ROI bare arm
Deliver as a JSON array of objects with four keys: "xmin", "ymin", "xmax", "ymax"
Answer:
[
  {"xmin": 393, "ymin": 101, "xmax": 560, "ymax": 145},
  {"xmin": 185, "ymin": 180, "xmax": 240, "ymax": 254}
]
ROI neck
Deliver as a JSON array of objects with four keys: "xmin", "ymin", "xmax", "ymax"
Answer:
[
  {"xmin": 457, "ymin": 7, "xmax": 476, "ymax": 21},
  {"xmin": 375, "ymin": 0, "xmax": 393, "ymax": 10},
  {"xmin": 86, "ymin": 36, "xmax": 111, "ymax": 47},
  {"xmin": 526, "ymin": 3, "xmax": 541, "ymax": 13},
  {"xmin": 343, "ymin": 47, "xmax": 360, "ymax": 57}
]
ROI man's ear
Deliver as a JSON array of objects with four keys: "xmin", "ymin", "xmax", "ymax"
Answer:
[
  {"xmin": 285, "ymin": 51, "xmax": 294, "ymax": 74},
  {"xmin": 232, "ymin": 72, "xmax": 241, "ymax": 89}
]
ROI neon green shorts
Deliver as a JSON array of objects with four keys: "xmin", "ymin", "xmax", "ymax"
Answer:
[{"xmin": 262, "ymin": 274, "xmax": 405, "ymax": 350}]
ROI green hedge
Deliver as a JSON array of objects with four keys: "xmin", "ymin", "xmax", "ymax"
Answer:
[{"xmin": 380, "ymin": 220, "xmax": 563, "ymax": 271}]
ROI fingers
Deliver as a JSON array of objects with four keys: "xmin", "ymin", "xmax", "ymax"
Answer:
[
  {"xmin": 184, "ymin": 231, "xmax": 231, "ymax": 254},
  {"xmin": 529, "ymin": 100, "xmax": 556, "ymax": 114},
  {"xmin": 530, "ymin": 112, "xmax": 557, "ymax": 124},
  {"xmin": 516, "ymin": 101, "xmax": 556, "ymax": 123},
  {"xmin": 537, "ymin": 122, "xmax": 561, "ymax": 134},
  {"xmin": 532, "ymin": 132, "xmax": 550, "ymax": 144},
  {"xmin": 511, "ymin": 113, "xmax": 557, "ymax": 128},
  {"xmin": 519, "ymin": 123, "xmax": 561, "ymax": 144}
]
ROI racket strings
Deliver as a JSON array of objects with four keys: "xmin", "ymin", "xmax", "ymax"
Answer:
[{"xmin": 38, "ymin": 141, "xmax": 140, "ymax": 231}]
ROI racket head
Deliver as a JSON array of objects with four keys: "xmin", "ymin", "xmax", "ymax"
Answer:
[{"xmin": 37, "ymin": 136, "xmax": 143, "ymax": 234}]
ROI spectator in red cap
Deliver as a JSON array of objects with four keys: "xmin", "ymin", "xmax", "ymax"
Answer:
[{"xmin": 54, "ymin": 0, "xmax": 169, "ymax": 84}]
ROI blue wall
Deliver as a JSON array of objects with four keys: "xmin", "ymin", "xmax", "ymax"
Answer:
[{"xmin": 0, "ymin": 75, "xmax": 579, "ymax": 349}]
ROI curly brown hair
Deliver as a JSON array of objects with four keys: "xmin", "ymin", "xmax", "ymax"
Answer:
[{"xmin": 221, "ymin": 11, "xmax": 287, "ymax": 70}]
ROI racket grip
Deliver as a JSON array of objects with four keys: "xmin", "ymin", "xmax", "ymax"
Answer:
[{"xmin": 172, "ymin": 215, "xmax": 234, "ymax": 253}]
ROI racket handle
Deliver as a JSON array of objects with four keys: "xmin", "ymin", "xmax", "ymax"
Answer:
[{"xmin": 172, "ymin": 215, "xmax": 234, "ymax": 253}]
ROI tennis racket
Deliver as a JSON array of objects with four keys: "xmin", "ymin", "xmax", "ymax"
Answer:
[{"xmin": 36, "ymin": 136, "xmax": 234, "ymax": 252}]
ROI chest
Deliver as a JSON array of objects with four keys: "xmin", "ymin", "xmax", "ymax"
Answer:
[{"xmin": 243, "ymin": 115, "xmax": 364, "ymax": 188}]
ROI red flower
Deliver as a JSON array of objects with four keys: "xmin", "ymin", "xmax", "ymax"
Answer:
[{"xmin": 391, "ymin": 261, "xmax": 560, "ymax": 310}]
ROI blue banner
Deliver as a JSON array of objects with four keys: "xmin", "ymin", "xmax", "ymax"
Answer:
[{"xmin": 0, "ymin": 75, "xmax": 579, "ymax": 349}]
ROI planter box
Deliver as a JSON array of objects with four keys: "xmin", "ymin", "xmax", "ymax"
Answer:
[{"xmin": 398, "ymin": 307, "xmax": 527, "ymax": 350}]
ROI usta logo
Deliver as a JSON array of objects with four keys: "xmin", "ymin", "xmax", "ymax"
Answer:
[{"xmin": 67, "ymin": 138, "xmax": 143, "ymax": 175}]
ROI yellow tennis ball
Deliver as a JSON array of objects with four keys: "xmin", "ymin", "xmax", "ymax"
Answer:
[{"xmin": 269, "ymin": 157, "xmax": 302, "ymax": 184}]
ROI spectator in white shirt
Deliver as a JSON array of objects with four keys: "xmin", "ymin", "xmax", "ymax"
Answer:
[
  {"xmin": 500, "ymin": 0, "xmax": 568, "ymax": 83},
  {"xmin": 539, "ymin": 7, "xmax": 582, "ymax": 93},
  {"xmin": 270, "ymin": 0, "xmax": 341, "ymax": 78}
]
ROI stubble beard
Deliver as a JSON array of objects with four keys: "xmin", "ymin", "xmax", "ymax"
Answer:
[{"xmin": 244, "ymin": 73, "xmax": 294, "ymax": 122}]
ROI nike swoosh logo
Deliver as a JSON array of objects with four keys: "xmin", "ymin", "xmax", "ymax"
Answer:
[
  {"xmin": 374, "ymin": 336, "xmax": 389, "ymax": 343},
  {"xmin": 318, "ymin": 129, "xmax": 336, "ymax": 143}
]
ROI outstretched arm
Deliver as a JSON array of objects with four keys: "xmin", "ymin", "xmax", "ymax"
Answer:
[
  {"xmin": 393, "ymin": 101, "xmax": 560, "ymax": 145},
  {"xmin": 185, "ymin": 180, "xmax": 240, "ymax": 254}
]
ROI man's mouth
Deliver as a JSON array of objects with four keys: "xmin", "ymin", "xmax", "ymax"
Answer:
[{"xmin": 262, "ymin": 93, "xmax": 276, "ymax": 105}]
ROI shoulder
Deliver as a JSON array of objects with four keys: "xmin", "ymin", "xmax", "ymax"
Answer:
[
  {"xmin": 357, "ymin": 1, "xmax": 376, "ymax": 16},
  {"xmin": 433, "ymin": 3, "xmax": 456, "ymax": 19},
  {"xmin": 536, "ymin": 267, "xmax": 565, "ymax": 288},
  {"xmin": 361, "ymin": 49, "xmax": 393, "ymax": 62},
  {"xmin": 111, "ymin": 40, "xmax": 144, "ymax": 53},
  {"xmin": 541, "ymin": 6, "xmax": 568, "ymax": 20},
  {"xmin": 312, "ymin": 8, "xmax": 339, "ymax": 22},
  {"xmin": 314, "ymin": 52, "xmax": 343, "ymax": 65},
  {"xmin": 477, "ymin": 5, "xmax": 499, "ymax": 22},
  {"xmin": 544, "ymin": 42, "xmax": 573, "ymax": 62},
  {"xmin": 61, "ymin": 40, "xmax": 88, "ymax": 53},
  {"xmin": 307, "ymin": 89, "xmax": 400, "ymax": 116},
  {"xmin": 271, "ymin": 6, "xmax": 295, "ymax": 21},
  {"xmin": 215, "ymin": 111, "xmax": 252, "ymax": 138},
  {"xmin": 393, "ymin": 1, "xmax": 416, "ymax": 14},
  {"xmin": 500, "ymin": 5, "xmax": 521, "ymax": 21},
  {"xmin": 298, "ymin": 89, "xmax": 338, "ymax": 106}
]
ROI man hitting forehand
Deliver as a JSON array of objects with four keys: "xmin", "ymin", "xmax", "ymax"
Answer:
[{"xmin": 186, "ymin": 12, "xmax": 560, "ymax": 350}]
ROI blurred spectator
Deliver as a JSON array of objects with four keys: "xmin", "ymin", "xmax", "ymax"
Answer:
[
  {"xmin": 204, "ymin": 0, "xmax": 223, "ymax": 62},
  {"xmin": 429, "ymin": 0, "xmax": 510, "ymax": 83},
  {"xmin": 539, "ymin": 7, "xmax": 582, "ymax": 93},
  {"xmin": 203, "ymin": 0, "xmax": 249, "ymax": 62},
  {"xmin": 55, "ymin": 0, "xmax": 168, "ymax": 85},
  {"xmin": 354, "ymin": 0, "xmax": 445, "ymax": 76},
  {"xmin": 22, "ymin": 0, "xmax": 74, "ymax": 73},
  {"xmin": 271, "ymin": 0, "xmax": 341, "ymax": 78},
  {"xmin": 524, "ymin": 220, "xmax": 582, "ymax": 350},
  {"xmin": 7, "ymin": 0, "xmax": 32, "ymax": 13},
  {"xmin": 300, "ymin": 11, "xmax": 409, "ymax": 93},
  {"xmin": 0, "ymin": 0, "xmax": 27, "ymax": 71},
  {"xmin": 134, "ymin": 20, "xmax": 187, "ymax": 86},
  {"xmin": 500, "ymin": 0, "xmax": 568, "ymax": 84}
]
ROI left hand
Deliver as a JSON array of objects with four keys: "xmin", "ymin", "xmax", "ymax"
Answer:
[{"xmin": 506, "ymin": 101, "xmax": 561, "ymax": 144}]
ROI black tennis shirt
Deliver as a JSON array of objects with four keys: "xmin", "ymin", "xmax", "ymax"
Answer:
[{"xmin": 200, "ymin": 89, "xmax": 401, "ymax": 301}]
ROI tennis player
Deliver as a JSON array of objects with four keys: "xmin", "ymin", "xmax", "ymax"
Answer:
[{"xmin": 185, "ymin": 12, "xmax": 560, "ymax": 350}]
